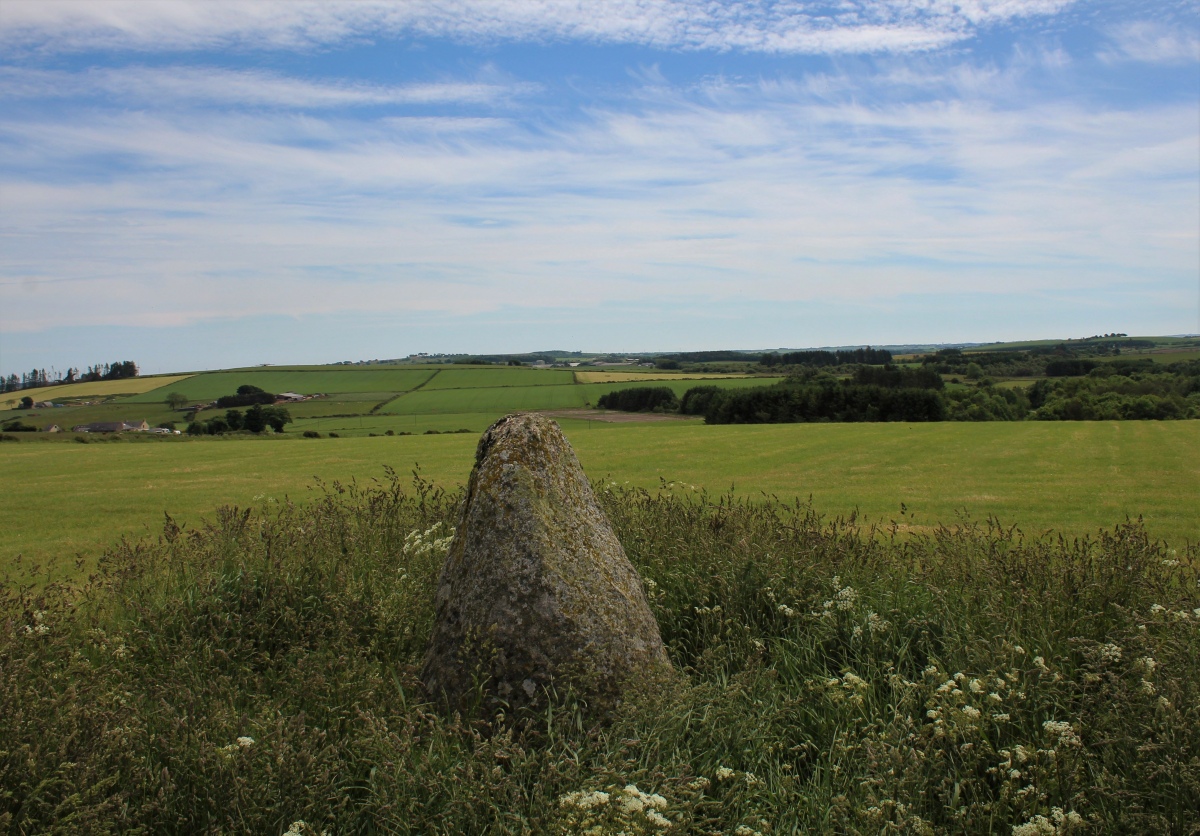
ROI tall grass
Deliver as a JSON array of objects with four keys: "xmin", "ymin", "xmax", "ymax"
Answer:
[{"xmin": 3, "ymin": 470, "xmax": 1197, "ymax": 834}]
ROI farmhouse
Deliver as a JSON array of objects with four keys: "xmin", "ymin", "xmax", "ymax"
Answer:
[{"xmin": 72, "ymin": 420, "xmax": 151, "ymax": 433}]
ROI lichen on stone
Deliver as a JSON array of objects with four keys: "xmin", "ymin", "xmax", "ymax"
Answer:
[{"xmin": 421, "ymin": 413, "xmax": 673, "ymax": 716}]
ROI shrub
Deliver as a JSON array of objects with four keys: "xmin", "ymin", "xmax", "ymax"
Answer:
[
  {"xmin": 302, "ymin": 430, "xmax": 321, "ymax": 438},
  {"xmin": 597, "ymin": 387, "xmax": 679, "ymax": 412}
]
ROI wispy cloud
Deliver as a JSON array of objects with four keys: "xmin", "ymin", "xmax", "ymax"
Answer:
[
  {"xmin": 1099, "ymin": 21, "xmax": 1200, "ymax": 65},
  {"xmin": 0, "ymin": 66, "xmax": 536, "ymax": 109},
  {"xmin": 1, "ymin": 0, "xmax": 1076, "ymax": 56},
  {"xmin": 2, "ymin": 58, "xmax": 1195, "ymax": 334}
]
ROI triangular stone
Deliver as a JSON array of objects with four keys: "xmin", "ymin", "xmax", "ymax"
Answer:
[{"xmin": 422, "ymin": 413, "xmax": 673, "ymax": 715}]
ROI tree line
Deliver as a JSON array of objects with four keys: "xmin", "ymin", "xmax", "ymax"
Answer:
[
  {"xmin": 1, "ymin": 360, "xmax": 139, "ymax": 394},
  {"xmin": 598, "ymin": 358, "xmax": 1200, "ymax": 424}
]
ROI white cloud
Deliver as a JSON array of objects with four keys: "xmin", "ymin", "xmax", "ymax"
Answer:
[
  {"xmin": 0, "ymin": 0, "xmax": 1077, "ymax": 56},
  {"xmin": 0, "ymin": 66, "xmax": 535, "ymax": 108},
  {"xmin": 1100, "ymin": 21, "xmax": 1200, "ymax": 65},
  {"xmin": 2, "ymin": 59, "xmax": 1195, "ymax": 334}
]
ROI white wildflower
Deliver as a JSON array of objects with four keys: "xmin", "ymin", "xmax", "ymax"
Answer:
[
  {"xmin": 866, "ymin": 612, "xmax": 890, "ymax": 634},
  {"xmin": 559, "ymin": 790, "xmax": 610, "ymax": 810},
  {"xmin": 777, "ymin": 604, "xmax": 797, "ymax": 618},
  {"xmin": 644, "ymin": 809, "xmax": 672, "ymax": 829},
  {"xmin": 237, "ymin": 736, "xmax": 254, "ymax": 749},
  {"xmin": 1013, "ymin": 645, "xmax": 1026, "ymax": 655},
  {"xmin": 1150, "ymin": 603, "xmax": 1167, "ymax": 614},
  {"xmin": 715, "ymin": 766, "xmax": 735, "ymax": 780},
  {"xmin": 1043, "ymin": 720, "xmax": 1081, "ymax": 747},
  {"xmin": 734, "ymin": 826, "xmax": 762, "ymax": 836},
  {"xmin": 1097, "ymin": 643, "xmax": 1122, "ymax": 664},
  {"xmin": 841, "ymin": 672, "xmax": 867, "ymax": 691},
  {"xmin": 743, "ymin": 771, "xmax": 761, "ymax": 786},
  {"xmin": 1140, "ymin": 679, "xmax": 1156, "ymax": 695},
  {"xmin": 969, "ymin": 678, "xmax": 985, "ymax": 694},
  {"xmin": 851, "ymin": 625, "xmax": 863, "ymax": 639},
  {"xmin": 962, "ymin": 706, "xmax": 981, "ymax": 720},
  {"xmin": 988, "ymin": 692, "xmax": 1003, "ymax": 704},
  {"xmin": 993, "ymin": 713, "xmax": 1011, "ymax": 722},
  {"xmin": 1012, "ymin": 815, "xmax": 1056, "ymax": 835}
]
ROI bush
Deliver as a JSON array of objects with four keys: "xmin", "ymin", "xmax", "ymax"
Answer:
[
  {"xmin": 597, "ymin": 387, "xmax": 679, "ymax": 412},
  {"xmin": 302, "ymin": 430, "xmax": 321, "ymax": 438}
]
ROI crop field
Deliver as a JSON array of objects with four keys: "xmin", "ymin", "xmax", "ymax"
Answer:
[
  {"xmin": 421, "ymin": 367, "xmax": 576, "ymax": 388},
  {"xmin": 124, "ymin": 368, "xmax": 436, "ymax": 402},
  {"xmin": 0, "ymin": 374, "xmax": 194, "ymax": 409},
  {"xmin": 574, "ymin": 371, "xmax": 755, "ymax": 383},
  {"xmin": 3, "ymin": 421, "xmax": 1196, "ymax": 583}
]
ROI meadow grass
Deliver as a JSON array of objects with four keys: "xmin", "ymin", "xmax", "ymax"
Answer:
[
  {"xmin": 122, "ymin": 368, "xmax": 436, "ymax": 403},
  {"xmin": 3, "ymin": 473, "xmax": 1196, "ymax": 833},
  {"xmin": 2, "ymin": 422, "xmax": 1197, "ymax": 583}
]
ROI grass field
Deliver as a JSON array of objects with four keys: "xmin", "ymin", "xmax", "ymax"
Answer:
[
  {"xmin": 0, "ymin": 374, "xmax": 195, "ymax": 409},
  {"xmin": 125, "ymin": 368, "xmax": 436, "ymax": 402},
  {"xmin": 420, "ymin": 368, "xmax": 576, "ymax": 388},
  {"xmin": 574, "ymin": 371, "xmax": 758, "ymax": 383},
  {"xmin": 3, "ymin": 421, "xmax": 1196, "ymax": 582}
]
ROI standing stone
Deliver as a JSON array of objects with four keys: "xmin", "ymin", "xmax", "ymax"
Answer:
[{"xmin": 422, "ymin": 412, "xmax": 672, "ymax": 715}]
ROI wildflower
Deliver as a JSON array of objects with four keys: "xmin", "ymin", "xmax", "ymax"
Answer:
[
  {"xmin": 927, "ymin": 709, "xmax": 940, "ymax": 720},
  {"xmin": 560, "ymin": 790, "xmax": 610, "ymax": 810},
  {"xmin": 1043, "ymin": 720, "xmax": 1081, "ymax": 747},
  {"xmin": 993, "ymin": 713, "xmax": 1011, "ymax": 722},
  {"xmin": 743, "ymin": 771, "xmax": 761, "ymax": 786},
  {"xmin": 23, "ymin": 611, "xmax": 49, "ymax": 637},
  {"xmin": 842, "ymin": 672, "xmax": 867, "ymax": 691},
  {"xmin": 1033, "ymin": 656, "xmax": 1050, "ymax": 673},
  {"xmin": 1162, "ymin": 559, "xmax": 1180, "ymax": 567},
  {"xmin": 687, "ymin": 777, "xmax": 710, "ymax": 791},
  {"xmin": 1140, "ymin": 679, "xmax": 1156, "ymax": 695},
  {"xmin": 1150, "ymin": 603, "xmax": 1167, "ymax": 614},
  {"xmin": 923, "ymin": 664, "xmax": 940, "ymax": 677},
  {"xmin": 1097, "ymin": 643, "xmax": 1122, "ymax": 664},
  {"xmin": 237, "ymin": 736, "xmax": 254, "ymax": 748},
  {"xmin": 851, "ymin": 625, "xmax": 863, "ymax": 639},
  {"xmin": 645, "ymin": 809, "xmax": 672, "ymax": 828},
  {"xmin": 1012, "ymin": 814, "xmax": 1056, "ymax": 835},
  {"xmin": 716, "ymin": 766, "xmax": 735, "ymax": 780},
  {"xmin": 1158, "ymin": 696, "xmax": 1173, "ymax": 710},
  {"xmin": 735, "ymin": 827, "xmax": 763, "ymax": 836},
  {"xmin": 969, "ymin": 678, "xmax": 984, "ymax": 694},
  {"xmin": 988, "ymin": 692, "xmax": 1003, "ymax": 703},
  {"xmin": 961, "ymin": 706, "xmax": 981, "ymax": 720},
  {"xmin": 866, "ymin": 612, "xmax": 890, "ymax": 633},
  {"xmin": 1013, "ymin": 645, "xmax": 1026, "ymax": 655},
  {"xmin": 777, "ymin": 604, "xmax": 797, "ymax": 618}
]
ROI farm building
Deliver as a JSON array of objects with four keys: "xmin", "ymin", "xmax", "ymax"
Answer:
[{"xmin": 72, "ymin": 420, "xmax": 151, "ymax": 433}]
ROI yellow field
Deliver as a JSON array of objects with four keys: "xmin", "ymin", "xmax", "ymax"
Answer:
[
  {"xmin": 573, "ymin": 371, "xmax": 755, "ymax": 384},
  {"xmin": 0, "ymin": 374, "xmax": 195, "ymax": 408}
]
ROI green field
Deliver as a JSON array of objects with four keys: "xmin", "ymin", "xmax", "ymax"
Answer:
[
  {"xmin": 3, "ymin": 421, "xmax": 1196, "ymax": 581},
  {"xmin": 421, "ymin": 367, "xmax": 576, "ymax": 388},
  {"xmin": 124, "ymin": 368, "xmax": 436, "ymax": 402}
]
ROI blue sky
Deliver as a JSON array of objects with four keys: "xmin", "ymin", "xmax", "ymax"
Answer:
[{"xmin": 1, "ymin": 1, "xmax": 1197, "ymax": 375}]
